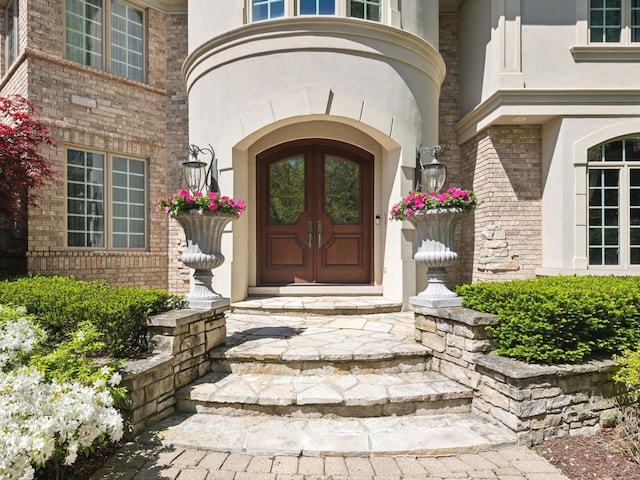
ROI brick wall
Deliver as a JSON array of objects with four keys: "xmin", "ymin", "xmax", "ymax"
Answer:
[
  {"xmin": 0, "ymin": 0, "xmax": 189, "ymax": 290},
  {"xmin": 458, "ymin": 125, "xmax": 543, "ymax": 283},
  {"xmin": 439, "ymin": 13, "xmax": 475, "ymax": 288},
  {"xmin": 439, "ymin": 14, "xmax": 542, "ymax": 287},
  {"xmin": 438, "ymin": 14, "xmax": 461, "ymax": 188},
  {"xmin": 164, "ymin": 13, "xmax": 190, "ymax": 295}
]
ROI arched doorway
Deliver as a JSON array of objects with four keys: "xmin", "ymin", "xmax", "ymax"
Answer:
[{"xmin": 256, "ymin": 139, "xmax": 373, "ymax": 285}]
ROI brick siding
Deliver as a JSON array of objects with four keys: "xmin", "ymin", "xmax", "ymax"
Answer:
[
  {"xmin": 0, "ymin": 0, "xmax": 188, "ymax": 290},
  {"xmin": 459, "ymin": 125, "xmax": 543, "ymax": 283},
  {"xmin": 439, "ymin": 14, "xmax": 542, "ymax": 287}
]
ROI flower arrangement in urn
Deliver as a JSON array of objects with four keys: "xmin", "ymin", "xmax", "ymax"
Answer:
[
  {"xmin": 154, "ymin": 188, "xmax": 246, "ymax": 309},
  {"xmin": 390, "ymin": 187, "xmax": 477, "ymax": 221},
  {"xmin": 155, "ymin": 189, "xmax": 246, "ymax": 217}
]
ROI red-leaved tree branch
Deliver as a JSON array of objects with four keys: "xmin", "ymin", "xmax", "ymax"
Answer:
[{"xmin": 0, "ymin": 95, "xmax": 57, "ymax": 221}]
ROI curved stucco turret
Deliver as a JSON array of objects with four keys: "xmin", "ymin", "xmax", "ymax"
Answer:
[{"xmin": 183, "ymin": 1, "xmax": 445, "ymax": 304}]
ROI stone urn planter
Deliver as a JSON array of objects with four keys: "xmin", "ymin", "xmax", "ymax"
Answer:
[
  {"xmin": 156, "ymin": 189, "xmax": 246, "ymax": 310},
  {"xmin": 406, "ymin": 208, "xmax": 467, "ymax": 307},
  {"xmin": 390, "ymin": 188, "xmax": 477, "ymax": 308},
  {"xmin": 173, "ymin": 211, "xmax": 235, "ymax": 309}
]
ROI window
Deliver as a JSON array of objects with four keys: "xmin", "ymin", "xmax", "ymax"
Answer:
[
  {"xmin": 348, "ymin": 0, "xmax": 381, "ymax": 21},
  {"xmin": 588, "ymin": 136, "xmax": 640, "ymax": 266},
  {"xmin": 67, "ymin": 149, "xmax": 147, "ymax": 249},
  {"xmin": 249, "ymin": 0, "xmax": 383, "ymax": 22},
  {"xmin": 300, "ymin": 0, "xmax": 335, "ymax": 15},
  {"xmin": 5, "ymin": 0, "xmax": 18, "ymax": 69},
  {"xmin": 252, "ymin": 0, "xmax": 285, "ymax": 21},
  {"xmin": 589, "ymin": 0, "xmax": 639, "ymax": 43},
  {"xmin": 65, "ymin": 0, "xmax": 144, "ymax": 82}
]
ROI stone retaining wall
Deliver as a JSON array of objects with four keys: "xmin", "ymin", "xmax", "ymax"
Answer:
[
  {"xmin": 413, "ymin": 304, "xmax": 619, "ymax": 446},
  {"xmin": 119, "ymin": 305, "xmax": 228, "ymax": 439}
]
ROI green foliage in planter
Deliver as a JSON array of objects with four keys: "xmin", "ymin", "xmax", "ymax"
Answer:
[
  {"xmin": 0, "ymin": 275, "xmax": 181, "ymax": 357},
  {"xmin": 457, "ymin": 276, "xmax": 640, "ymax": 364}
]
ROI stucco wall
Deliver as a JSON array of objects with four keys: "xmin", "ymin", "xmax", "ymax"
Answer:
[
  {"xmin": 184, "ymin": 13, "xmax": 446, "ymax": 302},
  {"xmin": 540, "ymin": 116, "xmax": 640, "ymax": 274}
]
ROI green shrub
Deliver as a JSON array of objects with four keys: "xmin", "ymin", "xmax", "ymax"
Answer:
[
  {"xmin": 613, "ymin": 347, "xmax": 640, "ymax": 463},
  {"xmin": 615, "ymin": 346, "xmax": 640, "ymax": 402},
  {"xmin": 457, "ymin": 276, "xmax": 640, "ymax": 364},
  {"xmin": 0, "ymin": 275, "xmax": 181, "ymax": 357},
  {"xmin": 31, "ymin": 321, "xmax": 127, "ymax": 404}
]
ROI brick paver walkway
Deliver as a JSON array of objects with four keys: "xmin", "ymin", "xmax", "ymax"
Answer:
[{"xmin": 90, "ymin": 443, "xmax": 569, "ymax": 479}]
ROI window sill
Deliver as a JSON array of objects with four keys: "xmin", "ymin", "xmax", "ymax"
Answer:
[{"xmin": 571, "ymin": 45, "xmax": 640, "ymax": 62}]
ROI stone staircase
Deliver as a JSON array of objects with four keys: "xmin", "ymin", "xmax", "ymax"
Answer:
[{"xmin": 148, "ymin": 297, "xmax": 516, "ymax": 456}]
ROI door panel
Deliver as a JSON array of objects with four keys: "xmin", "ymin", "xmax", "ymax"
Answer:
[{"xmin": 257, "ymin": 140, "xmax": 372, "ymax": 285}]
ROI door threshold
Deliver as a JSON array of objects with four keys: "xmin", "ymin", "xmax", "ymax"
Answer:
[{"xmin": 248, "ymin": 285, "xmax": 383, "ymax": 297}]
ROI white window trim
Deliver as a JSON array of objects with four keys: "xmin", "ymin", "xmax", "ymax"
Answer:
[
  {"xmin": 65, "ymin": 146, "xmax": 149, "ymax": 251},
  {"xmin": 573, "ymin": 122, "xmax": 640, "ymax": 270},
  {"xmin": 573, "ymin": 0, "xmax": 640, "ymax": 61}
]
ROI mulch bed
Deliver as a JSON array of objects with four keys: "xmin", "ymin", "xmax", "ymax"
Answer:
[{"xmin": 534, "ymin": 428, "xmax": 640, "ymax": 480}]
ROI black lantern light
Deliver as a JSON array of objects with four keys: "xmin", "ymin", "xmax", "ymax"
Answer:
[
  {"xmin": 182, "ymin": 144, "xmax": 219, "ymax": 194},
  {"xmin": 417, "ymin": 144, "xmax": 446, "ymax": 193}
]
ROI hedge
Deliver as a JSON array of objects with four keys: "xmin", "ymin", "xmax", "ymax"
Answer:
[
  {"xmin": 0, "ymin": 275, "xmax": 181, "ymax": 357},
  {"xmin": 457, "ymin": 276, "xmax": 640, "ymax": 364}
]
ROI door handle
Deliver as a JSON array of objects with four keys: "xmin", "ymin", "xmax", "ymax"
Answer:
[
  {"xmin": 317, "ymin": 220, "xmax": 322, "ymax": 248},
  {"xmin": 308, "ymin": 220, "xmax": 313, "ymax": 248}
]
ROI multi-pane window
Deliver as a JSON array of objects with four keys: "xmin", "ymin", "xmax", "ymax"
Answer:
[
  {"xmin": 67, "ymin": 149, "xmax": 147, "ymax": 249},
  {"xmin": 300, "ymin": 0, "xmax": 335, "ymax": 15},
  {"xmin": 590, "ymin": 0, "xmax": 639, "ymax": 43},
  {"xmin": 250, "ymin": 0, "xmax": 382, "ymax": 22},
  {"xmin": 252, "ymin": 0, "xmax": 285, "ymax": 21},
  {"xmin": 588, "ymin": 136, "xmax": 640, "ymax": 266},
  {"xmin": 348, "ymin": 0, "xmax": 381, "ymax": 21},
  {"xmin": 5, "ymin": 0, "xmax": 19, "ymax": 69},
  {"xmin": 110, "ymin": 2, "xmax": 144, "ymax": 81},
  {"xmin": 65, "ymin": 0, "xmax": 144, "ymax": 82}
]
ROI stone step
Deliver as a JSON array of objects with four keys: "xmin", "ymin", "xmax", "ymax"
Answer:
[
  {"xmin": 231, "ymin": 296, "xmax": 402, "ymax": 316},
  {"xmin": 213, "ymin": 311, "xmax": 429, "ymax": 375},
  {"xmin": 143, "ymin": 412, "xmax": 517, "ymax": 457},
  {"xmin": 177, "ymin": 370, "xmax": 473, "ymax": 417}
]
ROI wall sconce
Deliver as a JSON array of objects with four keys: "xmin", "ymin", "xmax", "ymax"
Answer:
[
  {"xmin": 417, "ymin": 144, "xmax": 446, "ymax": 193},
  {"xmin": 182, "ymin": 144, "xmax": 219, "ymax": 194}
]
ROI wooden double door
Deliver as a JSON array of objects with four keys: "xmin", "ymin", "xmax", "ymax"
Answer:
[{"xmin": 257, "ymin": 140, "xmax": 373, "ymax": 285}]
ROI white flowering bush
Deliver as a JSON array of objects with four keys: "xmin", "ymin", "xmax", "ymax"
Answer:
[{"xmin": 0, "ymin": 306, "xmax": 124, "ymax": 480}]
